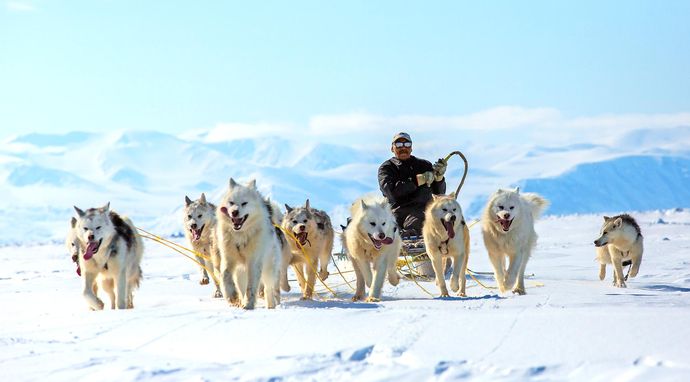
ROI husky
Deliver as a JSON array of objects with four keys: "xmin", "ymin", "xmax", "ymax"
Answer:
[
  {"xmin": 72, "ymin": 203, "xmax": 144, "ymax": 310},
  {"xmin": 282, "ymin": 199, "xmax": 335, "ymax": 300},
  {"xmin": 593, "ymin": 214, "xmax": 644, "ymax": 288},
  {"xmin": 423, "ymin": 194, "xmax": 470, "ymax": 297},
  {"xmin": 216, "ymin": 179, "xmax": 282, "ymax": 309},
  {"xmin": 184, "ymin": 193, "xmax": 222, "ymax": 298},
  {"xmin": 481, "ymin": 188, "xmax": 549, "ymax": 295},
  {"xmin": 343, "ymin": 197, "xmax": 402, "ymax": 302}
]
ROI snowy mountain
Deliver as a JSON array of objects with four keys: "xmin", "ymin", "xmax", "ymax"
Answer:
[{"xmin": 1, "ymin": 127, "xmax": 689, "ymax": 244}]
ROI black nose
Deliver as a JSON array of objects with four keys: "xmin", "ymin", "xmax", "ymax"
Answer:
[
  {"xmin": 191, "ymin": 223, "xmax": 197, "ymax": 229},
  {"xmin": 450, "ymin": 215, "xmax": 456, "ymax": 222},
  {"xmin": 504, "ymin": 213, "xmax": 510, "ymax": 219},
  {"xmin": 299, "ymin": 225, "xmax": 305, "ymax": 232},
  {"xmin": 231, "ymin": 210, "xmax": 239, "ymax": 217},
  {"xmin": 593, "ymin": 240, "xmax": 598, "ymax": 245},
  {"xmin": 378, "ymin": 232, "xmax": 385, "ymax": 239},
  {"xmin": 88, "ymin": 234, "xmax": 95, "ymax": 241}
]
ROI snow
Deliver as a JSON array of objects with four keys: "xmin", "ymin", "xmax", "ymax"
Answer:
[
  {"xmin": 2, "ymin": 210, "xmax": 689, "ymax": 380},
  {"xmin": 1, "ymin": 126, "xmax": 690, "ymax": 380}
]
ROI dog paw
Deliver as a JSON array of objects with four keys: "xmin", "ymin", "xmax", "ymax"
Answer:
[
  {"xmin": 352, "ymin": 294, "xmax": 364, "ymax": 302},
  {"xmin": 300, "ymin": 295, "xmax": 312, "ymax": 301},
  {"xmin": 389, "ymin": 274, "xmax": 400, "ymax": 286},
  {"xmin": 213, "ymin": 289, "xmax": 223, "ymax": 298},
  {"xmin": 200, "ymin": 277, "xmax": 210, "ymax": 285},
  {"xmin": 319, "ymin": 270, "xmax": 329, "ymax": 280},
  {"xmin": 242, "ymin": 302, "xmax": 256, "ymax": 310},
  {"xmin": 365, "ymin": 296, "xmax": 381, "ymax": 303},
  {"xmin": 457, "ymin": 291, "xmax": 467, "ymax": 297},
  {"xmin": 512, "ymin": 288, "xmax": 526, "ymax": 295},
  {"xmin": 440, "ymin": 291, "xmax": 450, "ymax": 298},
  {"xmin": 613, "ymin": 281, "xmax": 627, "ymax": 288}
]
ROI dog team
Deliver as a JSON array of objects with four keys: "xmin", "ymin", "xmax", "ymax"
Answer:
[{"xmin": 67, "ymin": 132, "xmax": 644, "ymax": 310}]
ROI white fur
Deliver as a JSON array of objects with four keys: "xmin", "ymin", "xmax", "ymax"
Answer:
[
  {"xmin": 281, "ymin": 199, "xmax": 335, "ymax": 300},
  {"xmin": 216, "ymin": 179, "xmax": 282, "ymax": 309},
  {"xmin": 422, "ymin": 194, "xmax": 470, "ymax": 297},
  {"xmin": 72, "ymin": 203, "xmax": 144, "ymax": 310},
  {"xmin": 481, "ymin": 188, "xmax": 549, "ymax": 295},
  {"xmin": 343, "ymin": 196, "xmax": 401, "ymax": 302},
  {"xmin": 594, "ymin": 215, "xmax": 644, "ymax": 288},
  {"xmin": 183, "ymin": 193, "xmax": 222, "ymax": 298}
]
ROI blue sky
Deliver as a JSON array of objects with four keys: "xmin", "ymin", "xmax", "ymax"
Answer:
[{"xmin": 1, "ymin": 1, "xmax": 689, "ymax": 139}]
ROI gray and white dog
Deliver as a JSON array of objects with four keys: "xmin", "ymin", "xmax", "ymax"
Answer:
[
  {"xmin": 281, "ymin": 199, "xmax": 334, "ymax": 300},
  {"xmin": 184, "ymin": 193, "xmax": 222, "ymax": 298},
  {"xmin": 594, "ymin": 214, "xmax": 644, "ymax": 288},
  {"xmin": 71, "ymin": 203, "xmax": 143, "ymax": 310}
]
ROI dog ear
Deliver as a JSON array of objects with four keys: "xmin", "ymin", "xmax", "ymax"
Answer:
[
  {"xmin": 496, "ymin": 189, "xmax": 504, "ymax": 195},
  {"xmin": 229, "ymin": 178, "xmax": 237, "ymax": 189},
  {"xmin": 285, "ymin": 204, "xmax": 293, "ymax": 213},
  {"xmin": 200, "ymin": 193, "xmax": 207, "ymax": 204},
  {"xmin": 74, "ymin": 206, "xmax": 85, "ymax": 217},
  {"xmin": 305, "ymin": 199, "xmax": 310, "ymax": 209},
  {"xmin": 185, "ymin": 195, "xmax": 193, "ymax": 206},
  {"xmin": 613, "ymin": 217, "xmax": 622, "ymax": 228},
  {"xmin": 247, "ymin": 179, "xmax": 257, "ymax": 190},
  {"xmin": 514, "ymin": 187, "xmax": 520, "ymax": 194},
  {"xmin": 360, "ymin": 200, "xmax": 368, "ymax": 210},
  {"xmin": 71, "ymin": 217, "xmax": 77, "ymax": 228},
  {"xmin": 432, "ymin": 194, "xmax": 439, "ymax": 201},
  {"xmin": 449, "ymin": 192, "xmax": 456, "ymax": 199},
  {"xmin": 603, "ymin": 216, "xmax": 610, "ymax": 221},
  {"xmin": 102, "ymin": 202, "xmax": 110, "ymax": 211}
]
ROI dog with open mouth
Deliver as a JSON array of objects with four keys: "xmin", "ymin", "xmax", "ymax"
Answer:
[
  {"xmin": 481, "ymin": 188, "xmax": 549, "ymax": 295},
  {"xmin": 281, "ymin": 199, "xmax": 335, "ymax": 300},
  {"xmin": 343, "ymin": 196, "xmax": 402, "ymax": 302},
  {"xmin": 183, "ymin": 193, "xmax": 222, "ymax": 298},
  {"xmin": 72, "ymin": 203, "xmax": 143, "ymax": 310},
  {"xmin": 216, "ymin": 178, "xmax": 282, "ymax": 309},
  {"xmin": 423, "ymin": 194, "xmax": 470, "ymax": 297}
]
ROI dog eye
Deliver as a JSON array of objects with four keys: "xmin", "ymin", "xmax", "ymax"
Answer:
[
  {"xmin": 197, "ymin": 214, "xmax": 202, "ymax": 218},
  {"xmin": 96, "ymin": 226, "xmax": 101, "ymax": 230},
  {"xmin": 442, "ymin": 208, "xmax": 447, "ymax": 212},
  {"xmin": 498, "ymin": 205, "xmax": 504, "ymax": 210},
  {"xmin": 187, "ymin": 215, "xmax": 192, "ymax": 219},
  {"xmin": 83, "ymin": 227, "xmax": 88, "ymax": 231},
  {"xmin": 509, "ymin": 206, "xmax": 514, "ymax": 210},
  {"xmin": 603, "ymin": 231, "xmax": 607, "ymax": 235},
  {"xmin": 302, "ymin": 219, "xmax": 307, "ymax": 223},
  {"xmin": 292, "ymin": 220, "xmax": 298, "ymax": 224},
  {"xmin": 241, "ymin": 202, "xmax": 248, "ymax": 207},
  {"xmin": 382, "ymin": 222, "xmax": 386, "ymax": 226},
  {"xmin": 370, "ymin": 222, "xmax": 376, "ymax": 227},
  {"xmin": 229, "ymin": 201, "xmax": 235, "ymax": 206},
  {"xmin": 452, "ymin": 208, "xmax": 457, "ymax": 211}
]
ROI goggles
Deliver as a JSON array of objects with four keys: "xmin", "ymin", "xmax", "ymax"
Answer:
[{"xmin": 393, "ymin": 142, "xmax": 412, "ymax": 148}]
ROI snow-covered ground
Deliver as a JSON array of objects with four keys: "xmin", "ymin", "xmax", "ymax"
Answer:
[{"xmin": 2, "ymin": 209, "xmax": 689, "ymax": 381}]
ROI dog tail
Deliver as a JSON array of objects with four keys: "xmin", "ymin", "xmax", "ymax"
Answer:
[{"xmin": 523, "ymin": 193, "xmax": 550, "ymax": 220}]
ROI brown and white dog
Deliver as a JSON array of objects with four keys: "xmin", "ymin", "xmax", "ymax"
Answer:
[{"xmin": 594, "ymin": 214, "xmax": 644, "ymax": 288}]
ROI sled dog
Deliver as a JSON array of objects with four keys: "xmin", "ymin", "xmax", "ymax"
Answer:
[
  {"xmin": 593, "ymin": 214, "xmax": 644, "ymax": 288},
  {"xmin": 282, "ymin": 199, "xmax": 334, "ymax": 299},
  {"xmin": 184, "ymin": 193, "xmax": 222, "ymax": 298},
  {"xmin": 423, "ymin": 194, "xmax": 470, "ymax": 297},
  {"xmin": 72, "ymin": 203, "xmax": 144, "ymax": 310},
  {"xmin": 481, "ymin": 188, "xmax": 549, "ymax": 295},
  {"xmin": 216, "ymin": 179, "xmax": 282, "ymax": 309},
  {"xmin": 343, "ymin": 197, "xmax": 401, "ymax": 302}
]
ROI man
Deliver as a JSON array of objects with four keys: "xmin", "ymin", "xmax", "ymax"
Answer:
[{"xmin": 378, "ymin": 132, "xmax": 447, "ymax": 237}]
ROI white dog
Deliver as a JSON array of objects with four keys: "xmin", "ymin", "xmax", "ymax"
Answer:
[
  {"xmin": 481, "ymin": 188, "xmax": 549, "ymax": 295},
  {"xmin": 216, "ymin": 179, "xmax": 282, "ymax": 309},
  {"xmin": 184, "ymin": 193, "xmax": 222, "ymax": 298},
  {"xmin": 343, "ymin": 197, "xmax": 401, "ymax": 302},
  {"xmin": 594, "ymin": 214, "xmax": 644, "ymax": 288},
  {"xmin": 282, "ymin": 199, "xmax": 334, "ymax": 299},
  {"xmin": 423, "ymin": 194, "xmax": 470, "ymax": 297},
  {"xmin": 72, "ymin": 203, "xmax": 144, "ymax": 310}
]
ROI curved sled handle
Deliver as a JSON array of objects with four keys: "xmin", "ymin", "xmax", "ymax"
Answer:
[{"xmin": 443, "ymin": 151, "xmax": 469, "ymax": 200}]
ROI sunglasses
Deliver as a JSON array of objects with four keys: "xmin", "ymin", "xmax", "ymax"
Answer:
[{"xmin": 394, "ymin": 142, "xmax": 412, "ymax": 148}]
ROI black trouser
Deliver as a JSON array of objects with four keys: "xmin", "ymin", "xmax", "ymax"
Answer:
[{"xmin": 393, "ymin": 206, "xmax": 425, "ymax": 237}]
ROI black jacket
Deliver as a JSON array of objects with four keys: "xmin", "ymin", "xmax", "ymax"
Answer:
[{"xmin": 378, "ymin": 155, "xmax": 446, "ymax": 213}]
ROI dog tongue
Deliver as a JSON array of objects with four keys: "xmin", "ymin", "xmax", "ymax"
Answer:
[
  {"xmin": 192, "ymin": 229, "xmax": 201, "ymax": 241},
  {"xmin": 381, "ymin": 237, "xmax": 394, "ymax": 245},
  {"xmin": 83, "ymin": 241, "xmax": 98, "ymax": 260},
  {"xmin": 444, "ymin": 221, "xmax": 456, "ymax": 239}
]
